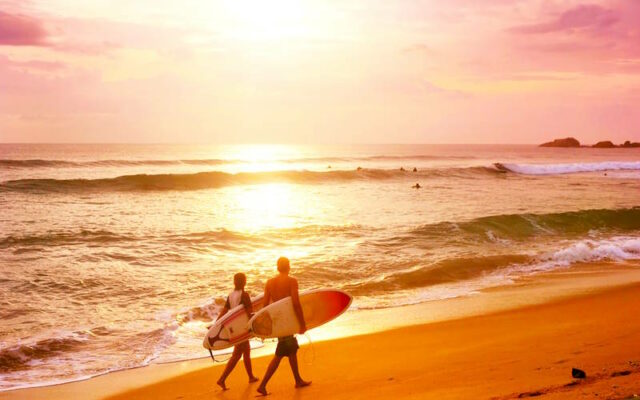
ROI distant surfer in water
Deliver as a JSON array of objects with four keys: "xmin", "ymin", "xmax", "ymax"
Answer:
[
  {"xmin": 215, "ymin": 273, "xmax": 259, "ymax": 390},
  {"xmin": 257, "ymin": 257, "xmax": 311, "ymax": 395}
]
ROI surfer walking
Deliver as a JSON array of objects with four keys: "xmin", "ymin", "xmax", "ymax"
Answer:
[
  {"xmin": 257, "ymin": 257, "xmax": 311, "ymax": 396},
  {"xmin": 215, "ymin": 273, "xmax": 259, "ymax": 390}
]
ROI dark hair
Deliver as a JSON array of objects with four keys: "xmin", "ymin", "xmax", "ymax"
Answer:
[
  {"xmin": 234, "ymin": 273, "xmax": 246, "ymax": 290},
  {"xmin": 277, "ymin": 257, "xmax": 290, "ymax": 273}
]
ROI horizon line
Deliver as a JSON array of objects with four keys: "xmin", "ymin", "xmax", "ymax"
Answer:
[{"xmin": 0, "ymin": 142, "xmax": 554, "ymax": 146}]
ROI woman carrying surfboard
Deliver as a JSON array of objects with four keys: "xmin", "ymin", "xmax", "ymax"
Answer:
[
  {"xmin": 256, "ymin": 257, "xmax": 311, "ymax": 396},
  {"xmin": 215, "ymin": 273, "xmax": 259, "ymax": 390}
]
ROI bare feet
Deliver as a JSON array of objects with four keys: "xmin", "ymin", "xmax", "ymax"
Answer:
[
  {"xmin": 256, "ymin": 386, "xmax": 268, "ymax": 396},
  {"xmin": 249, "ymin": 376, "xmax": 259, "ymax": 383},
  {"xmin": 295, "ymin": 380, "xmax": 311, "ymax": 388},
  {"xmin": 217, "ymin": 380, "xmax": 228, "ymax": 391}
]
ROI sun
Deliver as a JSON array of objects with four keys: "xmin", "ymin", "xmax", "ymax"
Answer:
[{"xmin": 220, "ymin": 0, "xmax": 318, "ymax": 42}]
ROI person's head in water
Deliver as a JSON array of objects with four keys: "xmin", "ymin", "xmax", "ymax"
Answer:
[
  {"xmin": 234, "ymin": 272, "xmax": 246, "ymax": 290},
  {"xmin": 277, "ymin": 257, "xmax": 290, "ymax": 274}
]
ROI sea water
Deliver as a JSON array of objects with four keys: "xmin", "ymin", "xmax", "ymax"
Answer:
[{"xmin": 1, "ymin": 143, "xmax": 639, "ymax": 390}]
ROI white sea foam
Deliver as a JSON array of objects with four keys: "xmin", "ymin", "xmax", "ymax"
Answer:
[
  {"xmin": 499, "ymin": 161, "xmax": 640, "ymax": 175},
  {"xmin": 507, "ymin": 237, "xmax": 640, "ymax": 276},
  {"xmin": 355, "ymin": 236, "xmax": 640, "ymax": 310}
]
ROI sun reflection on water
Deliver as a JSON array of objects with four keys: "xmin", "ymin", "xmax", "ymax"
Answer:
[{"xmin": 233, "ymin": 183, "xmax": 298, "ymax": 232}]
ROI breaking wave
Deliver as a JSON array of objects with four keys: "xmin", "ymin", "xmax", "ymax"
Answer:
[
  {"xmin": 347, "ymin": 236, "xmax": 640, "ymax": 296},
  {"xmin": 0, "ymin": 328, "xmax": 111, "ymax": 373},
  {"xmin": 408, "ymin": 207, "xmax": 640, "ymax": 243},
  {"xmin": 0, "ymin": 167, "xmax": 499, "ymax": 193},
  {"xmin": 495, "ymin": 161, "xmax": 640, "ymax": 175},
  {"xmin": 3, "ymin": 207, "xmax": 639, "ymax": 255}
]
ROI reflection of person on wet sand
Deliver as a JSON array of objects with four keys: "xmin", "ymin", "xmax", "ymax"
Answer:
[
  {"xmin": 214, "ymin": 273, "xmax": 259, "ymax": 390},
  {"xmin": 257, "ymin": 257, "xmax": 311, "ymax": 396}
]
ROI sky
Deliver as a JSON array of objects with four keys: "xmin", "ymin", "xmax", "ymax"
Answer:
[{"xmin": 0, "ymin": 0, "xmax": 639, "ymax": 144}]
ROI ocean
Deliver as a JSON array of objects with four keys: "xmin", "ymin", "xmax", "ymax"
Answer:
[{"xmin": 1, "ymin": 143, "xmax": 639, "ymax": 391}]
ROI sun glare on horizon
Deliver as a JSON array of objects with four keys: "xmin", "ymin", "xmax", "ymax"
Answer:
[{"xmin": 215, "ymin": 144, "xmax": 306, "ymax": 172}]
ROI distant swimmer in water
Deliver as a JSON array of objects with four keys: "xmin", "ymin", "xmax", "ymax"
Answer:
[
  {"xmin": 400, "ymin": 167, "xmax": 406, "ymax": 171},
  {"xmin": 412, "ymin": 183, "xmax": 421, "ymax": 189},
  {"xmin": 413, "ymin": 167, "xmax": 417, "ymax": 172},
  {"xmin": 327, "ymin": 165, "xmax": 331, "ymax": 169}
]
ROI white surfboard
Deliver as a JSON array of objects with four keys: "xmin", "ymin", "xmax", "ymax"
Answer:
[
  {"xmin": 203, "ymin": 294, "xmax": 264, "ymax": 350},
  {"xmin": 248, "ymin": 289, "xmax": 351, "ymax": 338}
]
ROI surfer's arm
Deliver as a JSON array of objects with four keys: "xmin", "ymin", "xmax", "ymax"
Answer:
[{"xmin": 290, "ymin": 280, "xmax": 307, "ymax": 334}]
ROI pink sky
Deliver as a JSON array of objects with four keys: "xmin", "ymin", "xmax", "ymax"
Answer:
[{"xmin": 1, "ymin": 0, "xmax": 639, "ymax": 144}]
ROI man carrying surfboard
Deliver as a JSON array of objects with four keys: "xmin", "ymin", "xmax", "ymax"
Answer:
[
  {"xmin": 256, "ymin": 257, "xmax": 311, "ymax": 396},
  {"xmin": 215, "ymin": 273, "xmax": 259, "ymax": 390}
]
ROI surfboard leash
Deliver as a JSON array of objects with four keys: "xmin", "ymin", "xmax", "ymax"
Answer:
[
  {"xmin": 301, "ymin": 332, "xmax": 316, "ymax": 366},
  {"xmin": 207, "ymin": 349, "xmax": 233, "ymax": 364}
]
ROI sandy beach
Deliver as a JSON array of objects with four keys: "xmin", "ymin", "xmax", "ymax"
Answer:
[
  {"xmin": 108, "ymin": 282, "xmax": 640, "ymax": 400},
  {"xmin": 3, "ymin": 265, "xmax": 639, "ymax": 400}
]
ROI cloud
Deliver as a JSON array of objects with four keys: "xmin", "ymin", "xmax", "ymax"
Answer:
[
  {"xmin": 509, "ymin": 4, "xmax": 618, "ymax": 35},
  {"xmin": 0, "ymin": 54, "xmax": 65, "ymax": 72},
  {"xmin": 0, "ymin": 11, "xmax": 47, "ymax": 46},
  {"xmin": 501, "ymin": 2, "xmax": 640, "ymax": 74}
]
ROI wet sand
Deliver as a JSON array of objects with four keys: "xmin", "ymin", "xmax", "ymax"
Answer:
[{"xmin": 4, "ymin": 266, "xmax": 640, "ymax": 400}]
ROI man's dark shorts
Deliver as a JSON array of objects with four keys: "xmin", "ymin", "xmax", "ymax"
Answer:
[{"xmin": 275, "ymin": 336, "xmax": 299, "ymax": 357}]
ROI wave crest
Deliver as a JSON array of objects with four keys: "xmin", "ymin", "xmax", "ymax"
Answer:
[
  {"xmin": 0, "ymin": 328, "xmax": 112, "ymax": 373},
  {"xmin": 344, "ymin": 254, "xmax": 530, "ymax": 295},
  {"xmin": 0, "ymin": 167, "xmax": 499, "ymax": 193},
  {"xmin": 409, "ymin": 207, "xmax": 640, "ymax": 243},
  {"xmin": 495, "ymin": 161, "xmax": 640, "ymax": 175}
]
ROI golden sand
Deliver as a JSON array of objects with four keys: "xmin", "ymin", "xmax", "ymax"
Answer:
[{"xmin": 97, "ymin": 283, "xmax": 640, "ymax": 400}]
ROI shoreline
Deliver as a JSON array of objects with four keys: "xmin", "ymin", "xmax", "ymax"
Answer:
[{"xmin": 2, "ymin": 262, "xmax": 640, "ymax": 400}]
